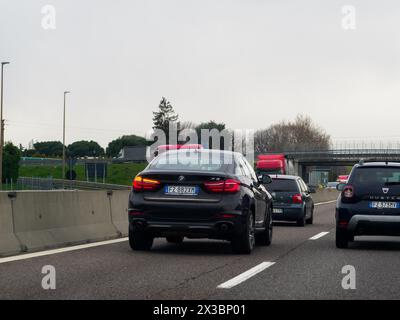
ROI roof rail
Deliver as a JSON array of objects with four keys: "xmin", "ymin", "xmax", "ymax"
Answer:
[{"xmin": 359, "ymin": 159, "xmax": 364, "ymax": 165}]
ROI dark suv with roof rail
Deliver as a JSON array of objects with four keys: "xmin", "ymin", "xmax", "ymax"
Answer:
[
  {"xmin": 128, "ymin": 149, "xmax": 274, "ymax": 254},
  {"xmin": 336, "ymin": 161, "xmax": 400, "ymax": 248}
]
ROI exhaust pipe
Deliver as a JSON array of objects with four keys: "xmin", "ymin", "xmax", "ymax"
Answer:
[
  {"xmin": 133, "ymin": 221, "xmax": 144, "ymax": 230},
  {"xmin": 220, "ymin": 223, "xmax": 229, "ymax": 232}
]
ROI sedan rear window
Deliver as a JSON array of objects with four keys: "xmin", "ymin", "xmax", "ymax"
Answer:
[
  {"xmin": 265, "ymin": 179, "xmax": 299, "ymax": 192},
  {"xmin": 350, "ymin": 167, "xmax": 400, "ymax": 186},
  {"xmin": 149, "ymin": 151, "xmax": 233, "ymax": 172}
]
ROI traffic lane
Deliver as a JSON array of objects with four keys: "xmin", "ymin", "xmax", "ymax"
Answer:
[
  {"xmin": 211, "ymin": 232, "xmax": 400, "ymax": 300},
  {"xmin": 0, "ymin": 202, "xmax": 336, "ymax": 299},
  {"xmin": 152, "ymin": 202, "xmax": 336, "ymax": 299}
]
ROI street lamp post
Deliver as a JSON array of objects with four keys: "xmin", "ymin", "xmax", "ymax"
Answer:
[
  {"xmin": 0, "ymin": 61, "xmax": 10, "ymax": 189},
  {"xmin": 62, "ymin": 91, "xmax": 70, "ymax": 189}
]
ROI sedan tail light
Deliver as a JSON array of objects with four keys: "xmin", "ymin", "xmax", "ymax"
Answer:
[
  {"xmin": 133, "ymin": 176, "xmax": 161, "ymax": 192},
  {"xmin": 204, "ymin": 179, "xmax": 241, "ymax": 193},
  {"xmin": 292, "ymin": 193, "xmax": 303, "ymax": 203}
]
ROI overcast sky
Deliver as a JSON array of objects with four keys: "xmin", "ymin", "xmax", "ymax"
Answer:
[{"xmin": 0, "ymin": 0, "xmax": 399, "ymax": 149}]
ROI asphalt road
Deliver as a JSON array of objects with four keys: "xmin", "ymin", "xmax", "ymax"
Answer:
[{"xmin": 1, "ymin": 201, "xmax": 400, "ymax": 300}]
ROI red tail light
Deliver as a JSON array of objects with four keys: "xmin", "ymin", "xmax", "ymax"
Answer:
[
  {"xmin": 338, "ymin": 220, "xmax": 348, "ymax": 227},
  {"xmin": 204, "ymin": 179, "xmax": 241, "ymax": 193},
  {"xmin": 292, "ymin": 194, "xmax": 303, "ymax": 203},
  {"xmin": 129, "ymin": 210, "xmax": 144, "ymax": 216},
  {"xmin": 342, "ymin": 185, "xmax": 354, "ymax": 198},
  {"xmin": 133, "ymin": 176, "xmax": 161, "ymax": 192}
]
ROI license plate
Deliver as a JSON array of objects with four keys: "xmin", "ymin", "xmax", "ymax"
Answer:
[
  {"xmin": 273, "ymin": 208, "xmax": 283, "ymax": 214},
  {"xmin": 164, "ymin": 185, "xmax": 199, "ymax": 196},
  {"xmin": 369, "ymin": 201, "xmax": 399, "ymax": 209}
]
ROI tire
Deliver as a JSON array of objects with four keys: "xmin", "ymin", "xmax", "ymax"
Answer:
[
  {"xmin": 296, "ymin": 210, "xmax": 306, "ymax": 227},
  {"xmin": 166, "ymin": 236, "xmax": 184, "ymax": 244},
  {"xmin": 129, "ymin": 228, "xmax": 154, "ymax": 251},
  {"xmin": 255, "ymin": 207, "xmax": 273, "ymax": 246},
  {"xmin": 336, "ymin": 227, "xmax": 349, "ymax": 248},
  {"xmin": 306, "ymin": 207, "xmax": 314, "ymax": 224},
  {"xmin": 232, "ymin": 212, "xmax": 255, "ymax": 254}
]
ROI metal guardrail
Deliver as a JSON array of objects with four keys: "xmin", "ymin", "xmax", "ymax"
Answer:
[{"xmin": 16, "ymin": 177, "xmax": 131, "ymax": 191}]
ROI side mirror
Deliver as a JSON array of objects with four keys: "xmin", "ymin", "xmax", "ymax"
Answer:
[
  {"xmin": 308, "ymin": 187, "xmax": 316, "ymax": 194},
  {"xmin": 258, "ymin": 174, "xmax": 272, "ymax": 184},
  {"xmin": 337, "ymin": 183, "xmax": 346, "ymax": 191}
]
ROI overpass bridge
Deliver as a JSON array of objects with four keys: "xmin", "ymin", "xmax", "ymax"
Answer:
[
  {"xmin": 272, "ymin": 149, "xmax": 400, "ymax": 183},
  {"xmin": 285, "ymin": 149, "xmax": 400, "ymax": 166}
]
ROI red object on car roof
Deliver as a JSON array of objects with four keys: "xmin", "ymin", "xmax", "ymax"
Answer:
[
  {"xmin": 179, "ymin": 144, "xmax": 203, "ymax": 149},
  {"xmin": 156, "ymin": 144, "xmax": 203, "ymax": 154}
]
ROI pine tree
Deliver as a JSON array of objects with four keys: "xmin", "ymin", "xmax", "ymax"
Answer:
[{"xmin": 152, "ymin": 97, "xmax": 179, "ymax": 142}]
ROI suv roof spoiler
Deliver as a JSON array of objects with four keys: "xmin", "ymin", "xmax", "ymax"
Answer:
[{"xmin": 358, "ymin": 159, "xmax": 394, "ymax": 166}]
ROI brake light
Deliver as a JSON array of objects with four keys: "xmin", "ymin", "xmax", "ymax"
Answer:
[
  {"xmin": 132, "ymin": 176, "xmax": 161, "ymax": 192},
  {"xmin": 129, "ymin": 210, "xmax": 144, "ymax": 216},
  {"xmin": 338, "ymin": 220, "xmax": 348, "ymax": 227},
  {"xmin": 217, "ymin": 214, "xmax": 236, "ymax": 219},
  {"xmin": 292, "ymin": 194, "xmax": 303, "ymax": 203},
  {"xmin": 204, "ymin": 179, "xmax": 241, "ymax": 193},
  {"xmin": 343, "ymin": 185, "xmax": 354, "ymax": 198},
  {"xmin": 224, "ymin": 179, "xmax": 241, "ymax": 193}
]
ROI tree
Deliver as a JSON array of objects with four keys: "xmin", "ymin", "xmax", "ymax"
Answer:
[
  {"xmin": 195, "ymin": 120, "xmax": 226, "ymax": 134},
  {"xmin": 152, "ymin": 97, "xmax": 179, "ymax": 142},
  {"xmin": 67, "ymin": 140, "xmax": 105, "ymax": 158},
  {"xmin": 195, "ymin": 121, "xmax": 229, "ymax": 150},
  {"xmin": 255, "ymin": 114, "xmax": 331, "ymax": 153},
  {"xmin": 106, "ymin": 134, "xmax": 147, "ymax": 158},
  {"xmin": 33, "ymin": 141, "xmax": 64, "ymax": 157},
  {"xmin": 2, "ymin": 142, "xmax": 21, "ymax": 183}
]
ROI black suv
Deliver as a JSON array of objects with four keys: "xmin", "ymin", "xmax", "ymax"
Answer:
[
  {"xmin": 128, "ymin": 149, "xmax": 274, "ymax": 254},
  {"xmin": 336, "ymin": 161, "xmax": 400, "ymax": 248}
]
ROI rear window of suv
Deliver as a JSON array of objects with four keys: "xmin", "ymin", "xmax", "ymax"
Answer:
[
  {"xmin": 265, "ymin": 179, "xmax": 299, "ymax": 192},
  {"xmin": 350, "ymin": 167, "xmax": 400, "ymax": 186},
  {"xmin": 149, "ymin": 151, "xmax": 233, "ymax": 172}
]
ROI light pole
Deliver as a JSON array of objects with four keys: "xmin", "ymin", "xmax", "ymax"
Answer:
[
  {"xmin": 0, "ymin": 61, "xmax": 10, "ymax": 188},
  {"xmin": 62, "ymin": 91, "xmax": 70, "ymax": 189}
]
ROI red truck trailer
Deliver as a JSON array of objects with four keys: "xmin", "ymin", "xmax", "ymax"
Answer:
[{"xmin": 256, "ymin": 154, "xmax": 296, "ymax": 175}]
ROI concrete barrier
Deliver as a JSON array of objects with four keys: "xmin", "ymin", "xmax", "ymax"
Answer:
[
  {"xmin": 312, "ymin": 189, "xmax": 339, "ymax": 204},
  {"xmin": 11, "ymin": 191, "xmax": 120, "ymax": 252},
  {"xmin": 0, "ymin": 193, "xmax": 21, "ymax": 257},
  {"xmin": 109, "ymin": 190, "xmax": 130, "ymax": 237}
]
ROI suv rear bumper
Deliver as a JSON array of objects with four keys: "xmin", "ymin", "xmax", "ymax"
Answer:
[
  {"xmin": 347, "ymin": 215, "xmax": 400, "ymax": 236},
  {"xmin": 129, "ymin": 216, "xmax": 247, "ymax": 239}
]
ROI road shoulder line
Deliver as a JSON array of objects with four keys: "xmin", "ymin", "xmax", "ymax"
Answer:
[{"xmin": 0, "ymin": 237, "xmax": 128, "ymax": 264}]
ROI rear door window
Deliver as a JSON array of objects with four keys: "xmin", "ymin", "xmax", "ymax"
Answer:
[
  {"xmin": 298, "ymin": 179, "xmax": 308, "ymax": 193},
  {"xmin": 243, "ymin": 157, "xmax": 258, "ymax": 181},
  {"xmin": 238, "ymin": 157, "xmax": 252, "ymax": 179}
]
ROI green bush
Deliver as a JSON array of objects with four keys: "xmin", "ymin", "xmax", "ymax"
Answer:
[{"xmin": 2, "ymin": 142, "xmax": 21, "ymax": 183}]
